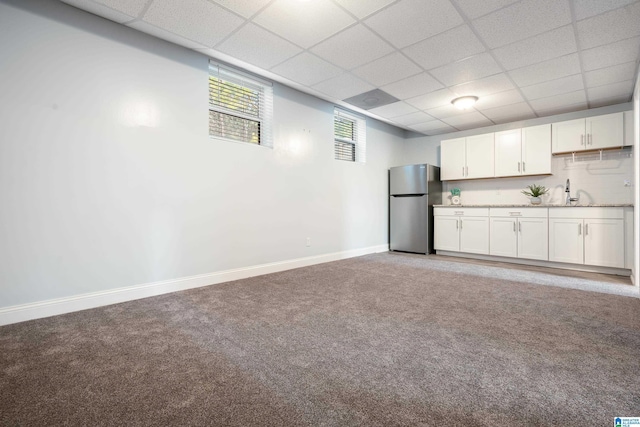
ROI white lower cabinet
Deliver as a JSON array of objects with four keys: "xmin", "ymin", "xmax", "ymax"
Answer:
[
  {"xmin": 435, "ymin": 206, "xmax": 629, "ymax": 271},
  {"xmin": 548, "ymin": 208, "xmax": 625, "ymax": 268},
  {"xmin": 490, "ymin": 208, "xmax": 548, "ymax": 260},
  {"xmin": 434, "ymin": 208, "xmax": 489, "ymax": 254}
]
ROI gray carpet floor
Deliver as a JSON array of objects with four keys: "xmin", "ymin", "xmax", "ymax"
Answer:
[{"xmin": 1, "ymin": 252, "xmax": 639, "ymax": 426}]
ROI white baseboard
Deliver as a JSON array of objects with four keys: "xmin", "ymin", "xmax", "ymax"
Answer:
[{"xmin": 0, "ymin": 244, "xmax": 389, "ymax": 326}]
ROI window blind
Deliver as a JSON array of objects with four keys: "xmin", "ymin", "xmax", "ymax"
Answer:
[
  {"xmin": 334, "ymin": 108, "xmax": 366, "ymax": 163},
  {"xmin": 209, "ymin": 62, "xmax": 273, "ymax": 147}
]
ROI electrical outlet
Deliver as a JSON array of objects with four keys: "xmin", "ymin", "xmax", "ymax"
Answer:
[
  {"xmin": 624, "ymin": 180, "xmax": 631, "ymax": 187},
  {"xmin": 306, "ymin": 237, "xmax": 311, "ymax": 247}
]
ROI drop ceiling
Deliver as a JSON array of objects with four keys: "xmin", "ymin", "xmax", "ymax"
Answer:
[{"xmin": 60, "ymin": 0, "xmax": 640, "ymax": 135}]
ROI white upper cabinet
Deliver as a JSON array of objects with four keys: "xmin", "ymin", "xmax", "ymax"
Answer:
[
  {"xmin": 521, "ymin": 124, "xmax": 551, "ymax": 175},
  {"xmin": 440, "ymin": 137, "xmax": 466, "ymax": 181},
  {"xmin": 465, "ymin": 134, "xmax": 494, "ymax": 179},
  {"xmin": 552, "ymin": 112, "xmax": 624, "ymax": 154},
  {"xmin": 494, "ymin": 129, "xmax": 521, "ymax": 177},
  {"xmin": 494, "ymin": 125, "xmax": 551, "ymax": 177},
  {"xmin": 441, "ymin": 134, "xmax": 494, "ymax": 180}
]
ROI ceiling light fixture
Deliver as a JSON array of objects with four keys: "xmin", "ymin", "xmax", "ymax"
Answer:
[{"xmin": 451, "ymin": 96, "xmax": 478, "ymax": 110}]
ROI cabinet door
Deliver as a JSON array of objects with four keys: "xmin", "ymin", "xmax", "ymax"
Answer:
[
  {"xmin": 490, "ymin": 217, "xmax": 517, "ymax": 257},
  {"xmin": 460, "ymin": 217, "xmax": 489, "ymax": 254},
  {"xmin": 522, "ymin": 124, "xmax": 551, "ymax": 175},
  {"xmin": 587, "ymin": 112, "xmax": 623, "ymax": 150},
  {"xmin": 465, "ymin": 134, "xmax": 495, "ymax": 179},
  {"xmin": 440, "ymin": 138, "xmax": 466, "ymax": 181},
  {"xmin": 552, "ymin": 118, "xmax": 585, "ymax": 153},
  {"xmin": 584, "ymin": 219, "xmax": 624, "ymax": 268},
  {"xmin": 549, "ymin": 218, "xmax": 584, "ymax": 264},
  {"xmin": 494, "ymin": 129, "xmax": 522, "ymax": 177},
  {"xmin": 434, "ymin": 216, "xmax": 460, "ymax": 251},
  {"xmin": 518, "ymin": 217, "xmax": 548, "ymax": 261}
]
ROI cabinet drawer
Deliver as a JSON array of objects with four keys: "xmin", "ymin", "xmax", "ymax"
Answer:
[
  {"xmin": 434, "ymin": 207, "xmax": 489, "ymax": 217},
  {"xmin": 548, "ymin": 207, "xmax": 624, "ymax": 219},
  {"xmin": 490, "ymin": 207, "xmax": 548, "ymax": 218}
]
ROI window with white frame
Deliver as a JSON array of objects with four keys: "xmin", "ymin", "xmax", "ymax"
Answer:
[
  {"xmin": 334, "ymin": 108, "xmax": 366, "ymax": 163},
  {"xmin": 209, "ymin": 62, "xmax": 273, "ymax": 147}
]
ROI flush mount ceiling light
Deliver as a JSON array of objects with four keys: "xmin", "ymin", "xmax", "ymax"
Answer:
[{"xmin": 451, "ymin": 96, "xmax": 478, "ymax": 110}]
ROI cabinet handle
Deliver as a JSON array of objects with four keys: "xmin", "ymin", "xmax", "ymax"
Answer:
[
  {"xmin": 518, "ymin": 222, "xmax": 521, "ymax": 232},
  {"xmin": 581, "ymin": 134, "xmax": 584, "ymax": 145},
  {"xmin": 518, "ymin": 162, "xmax": 521, "ymax": 172},
  {"xmin": 578, "ymin": 224, "xmax": 582, "ymax": 235},
  {"xmin": 456, "ymin": 219, "xmax": 459, "ymax": 229},
  {"xmin": 513, "ymin": 222, "xmax": 516, "ymax": 232},
  {"xmin": 462, "ymin": 166, "xmax": 465, "ymax": 176},
  {"xmin": 585, "ymin": 223, "xmax": 589, "ymax": 235},
  {"xmin": 522, "ymin": 162, "xmax": 525, "ymax": 172},
  {"xmin": 465, "ymin": 166, "xmax": 468, "ymax": 176},
  {"xmin": 509, "ymin": 212, "xmax": 521, "ymax": 216},
  {"xmin": 460, "ymin": 219, "xmax": 463, "ymax": 229}
]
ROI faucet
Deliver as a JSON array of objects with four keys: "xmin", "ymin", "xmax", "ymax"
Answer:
[{"xmin": 565, "ymin": 179, "xmax": 578, "ymax": 205}]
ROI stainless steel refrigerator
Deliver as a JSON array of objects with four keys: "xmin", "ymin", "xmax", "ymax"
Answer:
[{"xmin": 389, "ymin": 164, "xmax": 442, "ymax": 254}]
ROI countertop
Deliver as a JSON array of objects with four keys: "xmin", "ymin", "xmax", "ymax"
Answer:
[{"xmin": 434, "ymin": 204, "xmax": 634, "ymax": 207}]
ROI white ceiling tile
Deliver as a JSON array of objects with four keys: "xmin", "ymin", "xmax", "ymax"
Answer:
[
  {"xmin": 429, "ymin": 53, "xmax": 502, "ymax": 86},
  {"xmin": 587, "ymin": 80, "xmax": 635, "ymax": 101},
  {"xmin": 61, "ymin": 0, "xmax": 136, "ymax": 22},
  {"xmin": 427, "ymin": 127, "xmax": 459, "ymax": 135},
  {"xmin": 406, "ymin": 88, "xmax": 457, "ymax": 110},
  {"xmin": 311, "ymin": 25, "xmax": 394, "ymax": 70},
  {"xmin": 441, "ymin": 111, "xmax": 493, "ymax": 129},
  {"xmin": 333, "ymin": 0, "xmax": 397, "ymax": 18},
  {"xmin": 410, "ymin": 120, "xmax": 456, "ymax": 134},
  {"xmin": 492, "ymin": 25, "xmax": 577, "ymax": 70},
  {"xmin": 450, "ymin": 73, "xmax": 515, "ymax": 97},
  {"xmin": 589, "ymin": 95, "xmax": 634, "ymax": 108},
  {"xmin": 573, "ymin": 0, "xmax": 638, "ymax": 20},
  {"xmin": 392, "ymin": 111, "xmax": 435, "ymax": 126},
  {"xmin": 253, "ymin": 0, "xmax": 355, "ymax": 49},
  {"xmin": 368, "ymin": 101, "xmax": 419, "ymax": 118},
  {"xmin": 402, "ymin": 25, "xmax": 485, "ymax": 70},
  {"xmin": 426, "ymin": 104, "xmax": 475, "ymax": 119},
  {"xmin": 91, "ymin": 0, "xmax": 148, "ymax": 17},
  {"xmin": 508, "ymin": 53, "xmax": 581, "ymax": 87},
  {"xmin": 585, "ymin": 62, "xmax": 637, "ymax": 88},
  {"xmin": 271, "ymin": 53, "xmax": 343, "ymax": 86},
  {"xmin": 364, "ymin": 0, "xmax": 463, "ymax": 48},
  {"xmin": 472, "ymin": 0, "xmax": 571, "ymax": 48},
  {"xmin": 479, "ymin": 102, "xmax": 535, "ymax": 123},
  {"xmin": 534, "ymin": 102, "xmax": 588, "ymax": 117},
  {"xmin": 581, "ymin": 37, "xmax": 640, "ymax": 71},
  {"xmin": 312, "ymin": 73, "xmax": 375, "ymax": 100},
  {"xmin": 576, "ymin": 2, "xmax": 640, "ymax": 49},
  {"xmin": 529, "ymin": 90, "xmax": 587, "ymax": 112},
  {"xmin": 351, "ymin": 52, "xmax": 422, "ymax": 86},
  {"xmin": 381, "ymin": 73, "xmax": 444, "ymax": 100},
  {"xmin": 521, "ymin": 74, "xmax": 584, "ymax": 100},
  {"xmin": 142, "ymin": 0, "xmax": 245, "ymax": 47},
  {"xmin": 210, "ymin": 0, "xmax": 271, "ymax": 18},
  {"xmin": 474, "ymin": 89, "xmax": 524, "ymax": 110},
  {"xmin": 216, "ymin": 23, "xmax": 302, "ymax": 69},
  {"xmin": 454, "ymin": 0, "xmax": 519, "ymax": 19},
  {"xmin": 127, "ymin": 21, "xmax": 207, "ymax": 48}
]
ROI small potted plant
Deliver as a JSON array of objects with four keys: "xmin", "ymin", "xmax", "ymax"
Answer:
[{"xmin": 522, "ymin": 184, "xmax": 548, "ymax": 205}]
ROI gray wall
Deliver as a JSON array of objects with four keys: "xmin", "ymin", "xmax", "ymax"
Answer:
[{"xmin": 0, "ymin": 0, "xmax": 405, "ymax": 308}]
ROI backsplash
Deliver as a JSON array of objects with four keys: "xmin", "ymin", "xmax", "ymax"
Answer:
[{"xmin": 442, "ymin": 147, "xmax": 634, "ymax": 205}]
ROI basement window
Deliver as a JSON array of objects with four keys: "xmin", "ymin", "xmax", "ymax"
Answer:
[
  {"xmin": 334, "ymin": 108, "xmax": 366, "ymax": 163},
  {"xmin": 209, "ymin": 61, "xmax": 273, "ymax": 147}
]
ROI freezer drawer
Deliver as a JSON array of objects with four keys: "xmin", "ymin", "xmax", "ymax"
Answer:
[{"xmin": 390, "ymin": 195, "xmax": 430, "ymax": 254}]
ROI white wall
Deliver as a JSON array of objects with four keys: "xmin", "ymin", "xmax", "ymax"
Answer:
[
  {"xmin": 403, "ymin": 104, "xmax": 634, "ymax": 205},
  {"xmin": 0, "ymin": 0, "xmax": 405, "ymax": 309},
  {"xmin": 633, "ymin": 68, "xmax": 640, "ymax": 283}
]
